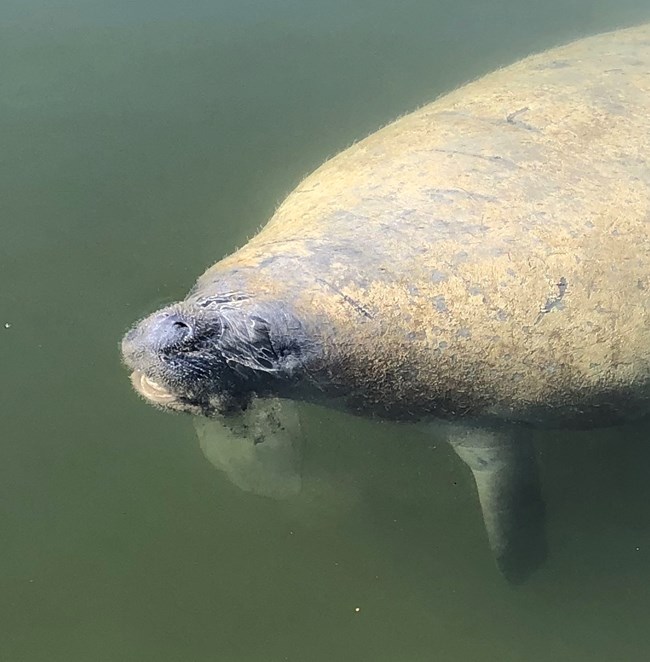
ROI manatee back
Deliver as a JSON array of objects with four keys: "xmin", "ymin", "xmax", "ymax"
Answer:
[{"xmin": 196, "ymin": 24, "xmax": 650, "ymax": 426}]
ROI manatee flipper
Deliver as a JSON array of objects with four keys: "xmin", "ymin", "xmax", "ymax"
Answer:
[
  {"xmin": 448, "ymin": 426, "xmax": 547, "ymax": 583},
  {"xmin": 194, "ymin": 398, "xmax": 303, "ymax": 499}
]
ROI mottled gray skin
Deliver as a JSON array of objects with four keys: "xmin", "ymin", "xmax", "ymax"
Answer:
[{"xmin": 122, "ymin": 24, "xmax": 650, "ymax": 582}]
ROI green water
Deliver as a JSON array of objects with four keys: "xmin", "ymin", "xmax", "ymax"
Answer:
[{"xmin": 2, "ymin": 1, "xmax": 650, "ymax": 660}]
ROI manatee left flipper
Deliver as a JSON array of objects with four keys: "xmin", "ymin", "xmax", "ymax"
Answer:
[
  {"xmin": 194, "ymin": 397, "xmax": 303, "ymax": 499},
  {"xmin": 446, "ymin": 425, "xmax": 547, "ymax": 583}
]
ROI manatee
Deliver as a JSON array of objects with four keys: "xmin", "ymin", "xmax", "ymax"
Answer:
[{"xmin": 122, "ymin": 23, "xmax": 650, "ymax": 582}]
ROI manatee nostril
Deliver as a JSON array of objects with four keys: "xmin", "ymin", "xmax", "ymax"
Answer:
[{"xmin": 152, "ymin": 313, "xmax": 193, "ymax": 349}]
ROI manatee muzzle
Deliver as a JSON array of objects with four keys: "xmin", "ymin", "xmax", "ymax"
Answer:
[
  {"xmin": 122, "ymin": 303, "xmax": 234, "ymax": 414},
  {"xmin": 121, "ymin": 306, "xmax": 201, "ymax": 408}
]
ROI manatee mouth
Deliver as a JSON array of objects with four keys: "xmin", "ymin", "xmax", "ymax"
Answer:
[{"xmin": 130, "ymin": 370, "xmax": 178, "ymax": 406}]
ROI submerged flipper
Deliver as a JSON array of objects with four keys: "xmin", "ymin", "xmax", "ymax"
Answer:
[
  {"xmin": 194, "ymin": 398, "xmax": 303, "ymax": 499},
  {"xmin": 447, "ymin": 426, "xmax": 547, "ymax": 583}
]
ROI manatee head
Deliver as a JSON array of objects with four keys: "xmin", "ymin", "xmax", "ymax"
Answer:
[{"xmin": 121, "ymin": 296, "xmax": 310, "ymax": 416}]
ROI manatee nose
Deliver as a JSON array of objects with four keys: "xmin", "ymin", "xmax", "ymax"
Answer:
[{"xmin": 152, "ymin": 313, "xmax": 193, "ymax": 349}]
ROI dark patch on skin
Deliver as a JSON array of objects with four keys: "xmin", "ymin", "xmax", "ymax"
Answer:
[
  {"xmin": 258, "ymin": 256, "xmax": 280, "ymax": 269},
  {"xmin": 506, "ymin": 106, "xmax": 529, "ymax": 123},
  {"xmin": 430, "ymin": 270, "xmax": 448, "ymax": 283},
  {"xmin": 505, "ymin": 107, "xmax": 538, "ymax": 132},
  {"xmin": 433, "ymin": 295, "xmax": 448, "ymax": 313},
  {"xmin": 456, "ymin": 328, "xmax": 471, "ymax": 339},
  {"xmin": 535, "ymin": 277, "xmax": 568, "ymax": 323},
  {"xmin": 406, "ymin": 330, "xmax": 426, "ymax": 342},
  {"xmin": 316, "ymin": 278, "xmax": 374, "ymax": 319}
]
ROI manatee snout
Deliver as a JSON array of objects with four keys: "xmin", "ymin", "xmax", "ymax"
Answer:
[
  {"xmin": 123, "ymin": 307, "xmax": 195, "ymax": 356},
  {"xmin": 121, "ymin": 303, "xmax": 227, "ymax": 413},
  {"xmin": 122, "ymin": 305, "xmax": 189, "ymax": 369}
]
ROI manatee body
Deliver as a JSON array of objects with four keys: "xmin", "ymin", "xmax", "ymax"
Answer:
[{"xmin": 122, "ymin": 24, "xmax": 650, "ymax": 582}]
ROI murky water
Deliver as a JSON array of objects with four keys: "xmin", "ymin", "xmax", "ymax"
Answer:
[{"xmin": 2, "ymin": 1, "xmax": 650, "ymax": 660}]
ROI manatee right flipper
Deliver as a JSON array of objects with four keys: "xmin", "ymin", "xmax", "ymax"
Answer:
[
  {"xmin": 194, "ymin": 397, "xmax": 303, "ymax": 499},
  {"xmin": 447, "ymin": 425, "xmax": 547, "ymax": 583}
]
